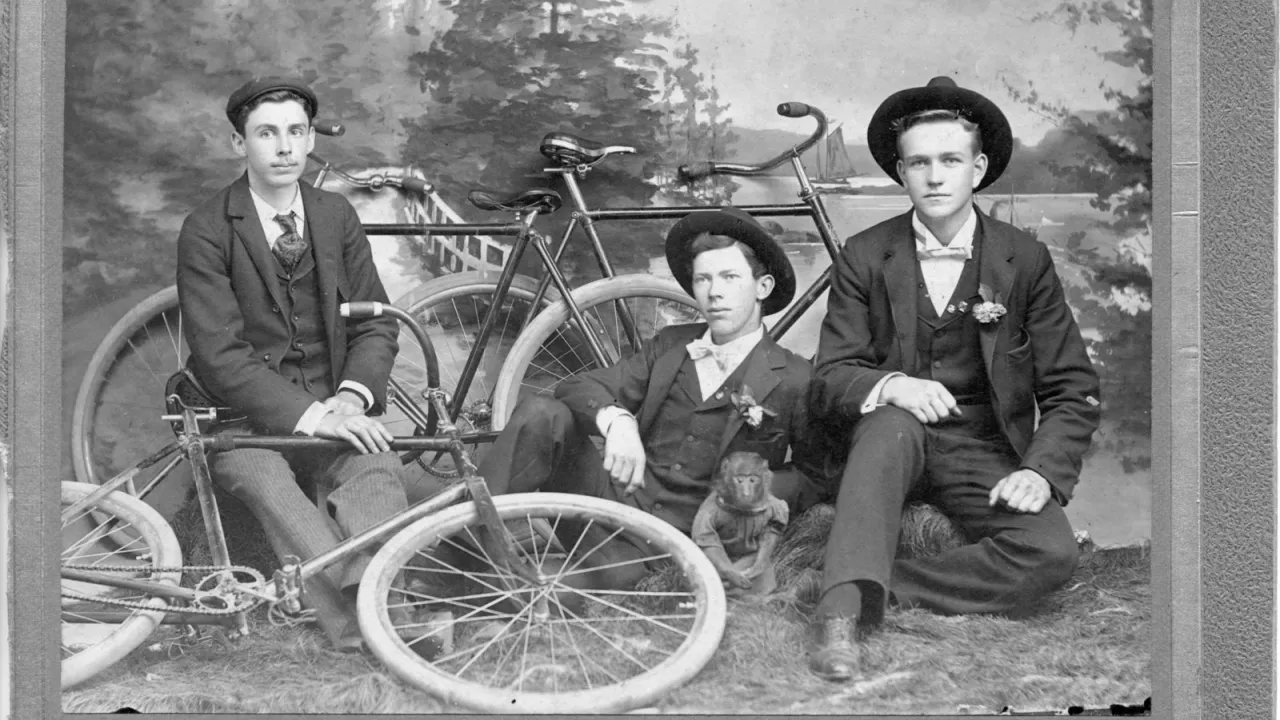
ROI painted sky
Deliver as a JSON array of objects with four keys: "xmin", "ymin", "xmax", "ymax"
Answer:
[{"xmin": 640, "ymin": 0, "xmax": 1144, "ymax": 145}]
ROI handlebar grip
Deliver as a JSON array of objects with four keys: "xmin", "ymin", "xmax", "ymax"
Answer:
[
  {"xmin": 340, "ymin": 301, "xmax": 385, "ymax": 318},
  {"xmin": 777, "ymin": 102, "xmax": 812, "ymax": 118},
  {"xmin": 678, "ymin": 161, "xmax": 717, "ymax": 182},
  {"xmin": 399, "ymin": 176, "xmax": 432, "ymax": 195},
  {"xmin": 313, "ymin": 119, "xmax": 346, "ymax": 137}
]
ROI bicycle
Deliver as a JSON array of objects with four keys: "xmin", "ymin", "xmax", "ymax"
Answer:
[
  {"xmin": 70, "ymin": 124, "xmax": 703, "ymax": 499},
  {"xmin": 70, "ymin": 101, "xmax": 846, "ymax": 500},
  {"xmin": 62, "ymin": 301, "xmax": 727, "ymax": 713}
]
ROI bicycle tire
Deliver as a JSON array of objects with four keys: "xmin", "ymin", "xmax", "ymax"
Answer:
[
  {"xmin": 70, "ymin": 286, "xmax": 193, "ymax": 515},
  {"xmin": 61, "ymin": 481, "xmax": 183, "ymax": 690},
  {"xmin": 356, "ymin": 491, "xmax": 727, "ymax": 713},
  {"xmin": 388, "ymin": 272, "xmax": 560, "ymax": 474},
  {"xmin": 490, "ymin": 275, "xmax": 701, "ymax": 428}
]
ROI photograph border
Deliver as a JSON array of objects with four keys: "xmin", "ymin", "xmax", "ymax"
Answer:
[{"xmin": 6, "ymin": 0, "xmax": 1273, "ymax": 716}]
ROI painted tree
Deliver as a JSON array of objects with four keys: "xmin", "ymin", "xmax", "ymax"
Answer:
[
  {"xmin": 63, "ymin": 0, "xmax": 433, "ymax": 314},
  {"xmin": 654, "ymin": 44, "xmax": 739, "ymax": 205},
  {"xmin": 1003, "ymin": 0, "xmax": 1152, "ymax": 470},
  {"xmin": 401, "ymin": 0, "xmax": 733, "ymax": 274}
]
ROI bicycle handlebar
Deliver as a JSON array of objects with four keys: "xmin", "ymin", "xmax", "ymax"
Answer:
[
  {"xmin": 313, "ymin": 119, "xmax": 346, "ymax": 137},
  {"xmin": 309, "ymin": 153, "xmax": 434, "ymax": 195},
  {"xmin": 677, "ymin": 101, "xmax": 829, "ymax": 181}
]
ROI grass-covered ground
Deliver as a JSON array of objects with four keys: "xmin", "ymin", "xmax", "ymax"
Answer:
[{"xmin": 62, "ymin": 503, "xmax": 1150, "ymax": 715}]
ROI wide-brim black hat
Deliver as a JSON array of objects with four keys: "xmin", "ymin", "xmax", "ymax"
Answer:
[
  {"xmin": 665, "ymin": 207, "xmax": 795, "ymax": 316},
  {"xmin": 226, "ymin": 76, "xmax": 318, "ymax": 127},
  {"xmin": 867, "ymin": 76, "xmax": 1012, "ymax": 193}
]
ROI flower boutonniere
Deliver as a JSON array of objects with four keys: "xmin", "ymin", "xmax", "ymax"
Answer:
[
  {"xmin": 973, "ymin": 283, "xmax": 1007, "ymax": 325},
  {"xmin": 729, "ymin": 384, "xmax": 777, "ymax": 429}
]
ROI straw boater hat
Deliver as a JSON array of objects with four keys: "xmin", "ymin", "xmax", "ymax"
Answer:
[
  {"xmin": 664, "ymin": 207, "xmax": 796, "ymax": 317},
  {"xmin": 866, "ymin": 76, "xmax": 1013, "ymax": 193},
  {"xmin": 225, "ymin": 76, "xmax": 319, "ymax": 127}
]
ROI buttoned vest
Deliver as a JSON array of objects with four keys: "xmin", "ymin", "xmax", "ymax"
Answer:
[
  {"xmin": 642, "ymin": 354, "xmax": 752, "ymax": 527},
  {"xmin": 271, "ymin": 222, "xmax": 333, "ymax": 400},
  {"xmin": 914, "ymin": 234, "xmax": 990, "ymax": 406}
]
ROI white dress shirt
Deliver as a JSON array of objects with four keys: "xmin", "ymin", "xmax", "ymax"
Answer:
[
  {"xmin": 595, "ymin": 325, "xmax": 765, "ymax": 436},
  {"xmin": 247, "ymin": 185, "xmax": 374, "ymax": 435},
  {"xmin": 859, "ymin": 206, "xmax": 978, "ymax": 414}
]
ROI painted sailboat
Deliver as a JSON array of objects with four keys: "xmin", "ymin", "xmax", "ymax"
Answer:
[{"xmin": 812, "ymin": 123, "xmax": 863, "ymax": 193}]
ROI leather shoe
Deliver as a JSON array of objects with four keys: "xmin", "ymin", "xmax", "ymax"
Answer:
[{"xmin": 808, "ymin": 615, "xmax": 861, "ymax": 681}]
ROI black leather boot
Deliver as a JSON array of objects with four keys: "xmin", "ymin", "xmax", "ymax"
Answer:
[{"xmin": 808, "ymin": 615, "xmax": 861, "ymax": 681}]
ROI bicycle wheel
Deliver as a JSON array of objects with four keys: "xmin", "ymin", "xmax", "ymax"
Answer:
[
  {"xmin": 387, "ymin": 272, "xmax": 560, "ymax": 475},
  {"xmin": 490, "ymin": 275, "xmax": 702, "ymax": 428},
  {"xmin": 357, "ymin": 492, "xmax": 726, "ymax": 713},
  {"xmin": 61, "ymin": 481, "xmax": 183, "ymax": 689},
  {"xmin": 70, "ymin": 286, "xmax": 193, "ymax": 514}
]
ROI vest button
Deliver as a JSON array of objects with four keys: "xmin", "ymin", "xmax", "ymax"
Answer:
[
  {"xmin": 686, "ymin": 434, "xmax": 696, "ymax": 442},
  {"xmin": 294, "ymin": 341, "xmax": 303, "ymax": 348},
  {"xmin": 263, "ymin": 353, "xmax": 271, "ymax": 361},
  {"xmin": 933, "ymin": 360, "xmax": 942, "ymax": 368},
  {"xmin": 272, "ymin": 305, "xmax": 280, "ymax": 313},
  {"xmin": 653, "ymin": 502, "xmax": 663, "ymax": 511},
  {"xmin": 672, "ymin": 463, "xmax": 681, "ymax": 471},
  {"xmin": 292, "ymin": 314, "xmax": 300, "ymax": 322},
  {"xmin": 715, "ymin": 391, "xmax": 724, "ymax": 400}
]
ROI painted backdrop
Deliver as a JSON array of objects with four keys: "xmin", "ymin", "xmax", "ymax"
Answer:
[{"xmin": 62, "ymin": 0, "xmax": 1152, "ymax": 545}]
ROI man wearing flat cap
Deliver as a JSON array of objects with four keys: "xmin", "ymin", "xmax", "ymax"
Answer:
[
  {"xmin": 176, "ymin": 77, "xmax": 410, "ymax": 651},
  {"xmin": 807, "ymin": 77, "xmax": 1101, "ymax": 679},
  {"xmin": 476, "ymin": 207, "xmax": 826, "ymax": 588}
]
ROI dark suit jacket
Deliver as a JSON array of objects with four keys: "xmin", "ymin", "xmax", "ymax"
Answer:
[
  {"xmin": 176, "ymin": 173, "xmax": 398, "ymax": 435},
  {"xmin": 812, "ymin": 209, "xmax": 1101, "ymax": 503},
  {"xmin": 556, "ymin": 323, "xmax": 823, "ymax": 503}
]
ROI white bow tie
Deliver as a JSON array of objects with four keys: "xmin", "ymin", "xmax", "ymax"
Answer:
[
  {"xmin": 916, "ymin": 244, "xmax": 972, "ymax": 260},
  {"xmin": 686, "ymin": 338, "xmax": 731, "ymax": 371}
]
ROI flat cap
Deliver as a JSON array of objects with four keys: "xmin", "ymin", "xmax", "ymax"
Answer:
[{"xmin": 225, "ymin": 76, "xmax": 318, "ymax": 127}]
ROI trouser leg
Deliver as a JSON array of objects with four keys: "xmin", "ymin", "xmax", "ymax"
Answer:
[
  {"xmin": 315, "ymin": 450, "xmax": 409, "ymax": 590},
  {"xmin": 477, "ymin": 395, "xmax": 652, "ymax": 589},
  {"xmin": 210, "ymin": 447, "xmax": 351, "ymax": 646},
  {"xmin": 817, "ymin": 407, "xmax": 926, "ymax": 623},
  {"xmin": 889, "ymin": 421, "xmax": 1079, "ymax": 615}
]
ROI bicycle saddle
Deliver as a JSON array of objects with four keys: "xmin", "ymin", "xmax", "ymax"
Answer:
[
  {"xmin": 540, "ymin": 132, "xmax": 636, "ymax": 166},
  {"xmin": 467, "ymin": 187, "xmax": 563, "ymax": 215}
]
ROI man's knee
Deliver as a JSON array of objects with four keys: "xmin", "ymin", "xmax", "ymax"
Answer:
[
  {"xmin": 850, "ymin": 406, "xmax": 925, "ymax": 451},
  {"xmin": 1003, "ymin": 519, "xmax": 1079, "ymax": 594},
  {"xmin": 508, "ymin": 395, "xmax": 575, "ymax": 433},
  {"xmin": 212, "ymin": 448, "xmax": 295, "ymax": 500}
]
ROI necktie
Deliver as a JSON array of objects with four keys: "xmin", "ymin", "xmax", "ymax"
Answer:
[
  {"xmin": 686, "ymin": 338, "xmax": 730, "ymax": 371},
  {"xmin": 916, "ymin": 245, "xmax": 972, "ymax": 261},
  {"xmin": 272, "ymin": 212, "xmax": 308, "ymax": 271}
]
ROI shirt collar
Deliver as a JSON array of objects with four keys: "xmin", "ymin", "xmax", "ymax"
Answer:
[
  {"xmin": 912, "ymin": 205, "xmax": 977, "ymax": 251},
  {"xmin": 249, "ymin": 183, "xmax": 305, "ymax": 231},
  {"xmin": 698, "ymin": 324, "xmax": 765, "ymax": 355}
]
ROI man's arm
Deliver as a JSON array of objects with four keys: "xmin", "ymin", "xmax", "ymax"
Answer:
[
  {"xmin": 1015, "ymin": 244, "xmax": 1102, "ymax": 503},
  {"xmin": 554, "ymin": 326, "xmax": 674, "ymax": 431},
  {"xmin": 812, "ymin": 243, "xmax": 897, "ymax": 421},
  {"xmin": 332, "ymin": 199, "xmax": 399, "ymax": 415},
  {"xmin": 176, "ymin": 212, "xmax": 319, "ymax": 435}
]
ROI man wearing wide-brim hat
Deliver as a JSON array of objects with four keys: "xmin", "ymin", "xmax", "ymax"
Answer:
[
  {"xmin": 807, "ymin": 76, "xmax": 1101, "ymax": 680},
  {"xmin": 477, "ymin": 206, "xmax": 827, "ymax": 588}
]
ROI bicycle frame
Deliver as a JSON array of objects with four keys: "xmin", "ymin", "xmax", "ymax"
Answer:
[
  {"xmin": 63, "ymin": 305, "xmax": 543, "ymax": 632},
  {"xmin": 542, "ymin": 104, "xmax": 846, "ymax": 340},
  {"xmin": 309, "ymin": 156, "xmax": 626, "ymax": 424}
]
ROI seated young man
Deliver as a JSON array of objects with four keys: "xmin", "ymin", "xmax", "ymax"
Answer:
[
  {"xmin": 176, "ymin": 77, "xmax": 409, "ymax": 651},
  {"xmin": 476, "ymin": 207, "xmax": 827, "ymax": 587}
]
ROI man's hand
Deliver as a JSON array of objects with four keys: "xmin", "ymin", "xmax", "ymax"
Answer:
[
  {"xmin": 323, "ymin": 391, "xmax": 366, "ymax": 417},
  {"xmin": 315, "ymin": 412, "xmax": 392, "ymax": 454},
  {"xmin": 881, "ymin": 376, "xmax": 962, "ymax": 424},
  {"xmin": 989, "ymin": 469, "xmax": 1052, "ymax": 514},
  {"xmin": 601, "ymin": 415, "xmax": 646, "ymax": 496}
]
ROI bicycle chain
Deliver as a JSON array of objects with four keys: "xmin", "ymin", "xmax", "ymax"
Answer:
[{"xmin": 61, "ymin": 564, "xmax": 268, "ymax": 617}]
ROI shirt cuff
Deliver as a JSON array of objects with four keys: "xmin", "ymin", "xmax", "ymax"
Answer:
[
  {"xmin": 293, "ymin": 401, "xmax": 331, "ymax": 436},
  {"xmin": 337, "ymin": 380, "xmax": 373, "ymax": 411},
  {"xmin": 595, "ymin": 405, "xmax": 636, "ymax": 437},
  {"xmin": 860, "ymin": 372, "xmax": 906, "ymax": 415}
]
